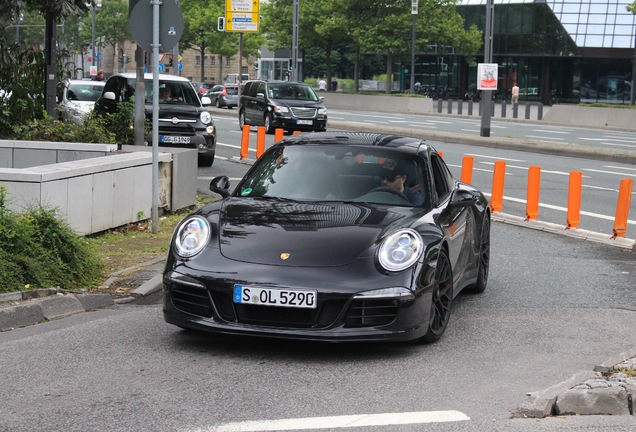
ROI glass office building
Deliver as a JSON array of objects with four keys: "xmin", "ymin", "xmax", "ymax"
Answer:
[{"xmin": 414, "ymin": 0, "xmax": 635, "ymax": 104}]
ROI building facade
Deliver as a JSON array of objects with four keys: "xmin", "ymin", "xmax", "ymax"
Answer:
[{"xmin": 406, "ymin": 0, "xmax": 635, "ymax": 105}]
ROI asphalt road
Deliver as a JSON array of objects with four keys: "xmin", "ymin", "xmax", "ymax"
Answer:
[{"xmin": 1, "ymin": 222, "xmax": 635, "ymax": 432}]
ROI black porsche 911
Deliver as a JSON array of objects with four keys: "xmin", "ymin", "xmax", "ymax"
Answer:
[{"xmin": 163, "ymin": 132, "xmax": 491, "ymax": 343}]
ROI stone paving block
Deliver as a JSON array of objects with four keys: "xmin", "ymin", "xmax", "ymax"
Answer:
[
  {"xmin": 74, "ymin": 293, "xmax": 113, "ymax": 311},
  {"xmin": 0, "ymin": 302, "xmax": 45, "ymax": 331},
  {"xmin": 555, "ymin": 386, "xmax": 630, "ymax": 416},
  {"xmin": 39, "ymin": 295, "xmax": 85, "ymax": 320}
]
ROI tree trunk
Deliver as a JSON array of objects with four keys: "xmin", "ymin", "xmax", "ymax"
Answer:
[
  {"xmin": 354, "ymin": 47, "xmax": 360, "ymax": 93},
  {"xmin": 199, "ymin": 47, "xmax": 206, "ymax": 82},
  {"xmin": 325, "ymin": 46, "xmax": 332, "ymax": 91}
]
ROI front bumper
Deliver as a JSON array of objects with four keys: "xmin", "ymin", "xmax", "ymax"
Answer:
[
  {"xmin": 162, "ymin": 262, "xmax": 432, "ymax": 343},
  {"xmin": 272, "ymin": 115, "xmax": 328, "ymax": 132}
]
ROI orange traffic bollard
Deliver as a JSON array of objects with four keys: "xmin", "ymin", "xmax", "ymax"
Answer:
[
  {"xmin": 460, "ymin": 155, "xmax": 474, "ymax": 184},
  {"xmin": 275, "ymin": 128, "xmax": 284, "ymax": 142},
  {"xmin": 490, "ymin": 160, "xmax": 506, "ymax": 213},
  {"xmin": 292, "ymin": 130, "xmax": 301, "ymax": 135},
  {"xmin": 256, "ymin": 126, "xmax": 266, "ymax": 158},
  {"xmin": 240, "ymin": 125, "xmax": 250, "ymax": 159},
  {"xmin": 525, "ymin": 166, "xmax": 541, "ymax": 220},
  {"xmin": 612, "ymin": 178, "xmax": 633, "ymax": 238},
  {"xmin": 566, "ymin": 171, "xmax": 582, "ymax": 229}
]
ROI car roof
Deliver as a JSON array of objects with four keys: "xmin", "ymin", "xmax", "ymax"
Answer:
[
  {"xmin": 65, "ymin": 79, "xmax": 105, "ymax": 85},
  {"xmin": 108, "ymin": 73, "xmax": 191, "ymax": 83},
  {"xmin": 275, "ymin": 132, "xmax": 431, "ymax": 155}
]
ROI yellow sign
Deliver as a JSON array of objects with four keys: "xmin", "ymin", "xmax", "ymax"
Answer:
[{"xmin": 225, "ymin": 0, "xmax": 259, "ymax": 33}]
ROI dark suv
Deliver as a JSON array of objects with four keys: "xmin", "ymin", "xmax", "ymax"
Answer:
[
  {"xmin": 93, "ymin": 73, "xmax": 217, "ymax": 166},
  {"xmin": 238, "ymin": 80, "xmax": 327, "ymax": 134}
]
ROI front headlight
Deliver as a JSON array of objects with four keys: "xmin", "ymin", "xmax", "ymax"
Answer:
[
  {"xmin": 200, "ymin": 111, "xmax": 212, "ymax": 124},
  {"xmin": 273, "ymin": 106, "xmax": 289, "ymax": 113},
  {"xmin": 318, "ymin": 108, "xmax": 327, "ymax": 115},
  {"xmin": 377, "ymin": 229, "xmax": 423, "ymax": 272},
  {"xmin": 174, "ymin": 216, "xmax": 210, "ymax": 258}
]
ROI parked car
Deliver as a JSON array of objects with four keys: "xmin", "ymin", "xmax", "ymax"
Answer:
[
  {"xmin": 238, "ymin": 80, "xmax": 327, "ymax": 134},
  {"xmin": 163, "ymin": 132, "xmax": 491, "ymax": 343},
  {"xmin": 93, "ymin": 73, "xmax": 217, "ymax": 166},
  {"xmin": 207, "ymin": 84, "xmax": 239, "ymax": 109},
  {"xmin": 56, "ymin": 79, "xmax": 105, "ymax": 124}
]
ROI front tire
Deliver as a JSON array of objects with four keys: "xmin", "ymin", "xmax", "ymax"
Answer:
[
  {"xmin": 466, "ymin": 215, "xmax": 490, "ymax": 294},
  {"xmin": 264, "ymin": 113, "xmax": 275, "ymax": 134},
  {"xmin": 198, "ymin": 152, "xmax": 215, "ymax": 167},
  {"xmin": 238, "ymin": 109, "xmax": 247, "ymax": 130},
  {"xmin": 419, "ymin": 248, "xmax": 453, "ymax": 344}
]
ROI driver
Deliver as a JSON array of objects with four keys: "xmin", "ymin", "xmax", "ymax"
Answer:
[{"xmin": 380, "ymin": 159, "xmax": 423, "ymax": 205}]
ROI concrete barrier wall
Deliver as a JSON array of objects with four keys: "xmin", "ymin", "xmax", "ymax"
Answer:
[
  {"xmin": 543, "ymin": 105, "xmax": 636, "ymax": 130},
  {"xmin": 322, "ymin": 92, "xmax": 433, "ymax": 114},
  {"xmin": 0, "ymin": 143, "xmax": 198, "ymax": 235},
  {"xmin": 0, "ymin": 140, "xmax": 119, "ymax": 168}
]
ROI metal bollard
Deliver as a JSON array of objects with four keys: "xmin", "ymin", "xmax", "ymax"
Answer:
[
  {"xmin": 525, "ymin": 103, "xmax": 531, "ymax": 119},
  {"xmin": 437, "ymin": 98, "xmax": 443, "ymax": 113},
  {"xmin": 447, "ymin": 99, "xmax": 452, "ymax": 114},
  {"xmin": 538, "ymin": 103, "xmax": 543, "ymax": 120},
  {"xmin": 501, "ymin": 101, "xmax": 507, "ymax": 118},
  {"xmin": 458, "ymin": 100, "xmax": 463, "ymax": 115},
  {"xmin": 512, "ymin": 103, "xmax": 518, "ymax": 118},
  {"xmin": 468, "ymin": 100, "xmax": 473, "ymax": 116}
]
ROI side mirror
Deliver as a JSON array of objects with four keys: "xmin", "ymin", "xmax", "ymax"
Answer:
[
  {"xmin": 201, "ymin": 96, "xmax": 212, "ymax": 106},
  {"xmin": 319, "ymin": 96, "xmax": 325, "ymax": 103},
  {"xmin": 256, "ymin": 92, "xmax": 265, "ymax": 99},
  {"xmin": 209, "ymin": 176, "xmax": 231, "ymax": 198},
  {"xmin": 103, "ymin": 91, "xmax": 116, "ymax": 101},
  {"xmin": 448, "ymin": 189, "xmax": 476, "ymax": 209}
]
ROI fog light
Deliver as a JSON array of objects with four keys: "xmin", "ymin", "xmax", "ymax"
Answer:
[{"xmin": 206, "ymin": 125, "xmax": 215, "ymax": 134}]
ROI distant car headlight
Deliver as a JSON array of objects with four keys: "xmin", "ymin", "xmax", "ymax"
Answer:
[
  {"xmin": 377, "ymin": 229, "xmax": 423, "ymax": 272},
  {"xmin": 200, "ymin": 111, "xmax": 212, "ymax": 124},
  {"xmin": 273, "ymin": 106, "xmax": 289, "ymax": 113},
  {"xmin": 318, "ymin": 108, "xmax": 327, "ymax": 115},
  {"xmin": 174, "ymin": 216, "xmax": 210, "ymax": 258}
]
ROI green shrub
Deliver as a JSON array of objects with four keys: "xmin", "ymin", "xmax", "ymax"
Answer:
[
  {"xmin": 0, "ymin": 186, "xmax": 104, "ymax": 293},
  {"xmin": 12, "ymin": 114, "xmax": 116, "ymax": 144}
]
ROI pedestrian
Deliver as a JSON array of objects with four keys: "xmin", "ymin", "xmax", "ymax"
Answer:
[
  {"xmin": 511, "ymin": 83, "xmax": 519, "ymax": 104},
  {"xmin": 331, "ymin": 79, "xmax": 338, "ymax": 91},
  {"xmin": 318, "ymin": 78, "xmax": 327, "ymax": 91},
  {"xmin": 92, "ymin": 70, "xmax": 105, "ymax": 82}
]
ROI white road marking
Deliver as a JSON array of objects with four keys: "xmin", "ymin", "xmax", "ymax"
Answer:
[
  {"xmin": 583, "ymin": 168, "xmax": 636, "ymax": 178},
  {"xmin": 202, "ymin": 411, "xmax": 470, "ymax": 432},
  {"xmin": 466, "ymin": 154, "xmax": 525, "ymax": 162},
  {"xmin": 532, "ymin": 129, "xmax": 570, "ymax": 134},
  {"xmin": 581, "ymin": 137, "xmax": 636, "ymax": 144},
  {"xmin": 525, "ymin": 135, "xmax": 565, "ymax": 141},
  {"xmin": 604, "ymin": 165, "xmax": 636, "ymax": 172}
]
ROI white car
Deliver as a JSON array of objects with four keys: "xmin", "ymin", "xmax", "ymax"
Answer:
[{"xmin": 56, "ymin": 79, "xmax": 105, "ymax": 124}]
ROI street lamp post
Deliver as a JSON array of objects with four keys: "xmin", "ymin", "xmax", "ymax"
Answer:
[
  {"xmin": 91, "ymin": 1, "xmax": 102, "ymax": 69},
  {"xmin": 410, "ymin": 0, "xmax": 418, "ymax": 94}
]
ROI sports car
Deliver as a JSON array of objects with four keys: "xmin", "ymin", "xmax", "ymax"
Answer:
[{"xmin": 163, "ymin": 132, "xmax": 491, "ymax": 343}]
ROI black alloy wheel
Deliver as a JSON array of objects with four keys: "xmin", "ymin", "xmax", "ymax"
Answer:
[
  {"xmin": 466, "ymin": 215, "xmax": 490, "ymax": 294},
  {"xmin": 420, "ymin": 248, "xmax": 453, "ymax": 344}
]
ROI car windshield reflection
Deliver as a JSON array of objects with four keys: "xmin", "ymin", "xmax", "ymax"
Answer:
[{"xmin": 236, "ymin": 145, "xmax": 426, "ymax": 207}]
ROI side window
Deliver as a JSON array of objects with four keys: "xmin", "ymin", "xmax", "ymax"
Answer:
[
  {"xmin": 256, "ymin": 82, "xmax": 266, "ymax": 96},
  {"xmin": 243, "ymin": 82, "xmax": 256, "ymax": 97},
  {"xmin": 430, "ymin": 154, "xmax": 454, "ymax": 204}
]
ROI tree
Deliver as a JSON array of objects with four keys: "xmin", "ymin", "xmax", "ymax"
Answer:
[
  {"xmin": 627, "ymin": 2, "xmax": 636, "ymax": 13},
  {"xmin": 91, "ymin": 0, "xmax": 131, "ymax": 72}
]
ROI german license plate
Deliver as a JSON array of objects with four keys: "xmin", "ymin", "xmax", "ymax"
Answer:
[
  {"xmin": 160, "ymin": 135, "xmax": 191, "ymax": 144},
  {"xmin": 296, "ymin": 120, "xmax": 313, "ymax": 125},
  {"xmin": 233, "ymin": 285, "xmax": 317, "ymax": 309}
]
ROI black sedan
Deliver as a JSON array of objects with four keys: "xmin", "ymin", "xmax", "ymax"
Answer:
[{"xmin": 163, "ymin": 132, "xmax": 491, "ymax": 343}]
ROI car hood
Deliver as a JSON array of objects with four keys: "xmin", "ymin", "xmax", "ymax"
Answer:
[
  {"xmin": 215, "ymin": 198, "xmax": 421, "ymax": 267},
  {"xmin": 67, "ymin": 101, "xmax": 96, "ymax": 114}
]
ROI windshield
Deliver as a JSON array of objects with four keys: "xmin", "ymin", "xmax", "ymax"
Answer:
[
  {"xmin": 236, "ymin": 145, "xmax": 426, "ymax": 208},
  {"xmin": 67, "ymin": 83, "xmax": 104, "ymax": 102},
  {"xmin": 143, "ymin": 80, "xmax": 199, "ymax": 105},
  {"xmin": 267, "ymin": 84, "xmax": 319, "ymax": 101}
]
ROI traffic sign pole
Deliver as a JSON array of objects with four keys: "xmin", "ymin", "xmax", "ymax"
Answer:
[{"xmin": 151, "ymin": 0, "xmax": 160, "ymax": 234}]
